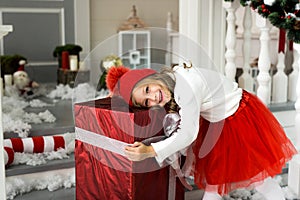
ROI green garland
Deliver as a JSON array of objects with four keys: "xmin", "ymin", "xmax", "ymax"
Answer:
[
  {"xmin": 53, "ymin": 44, "xmax": 82, "ymax": 57},
  {"xmin": 0, "ymin": 54, "xmax": 27, "ymax": 76},
  {"xmin": 224, "ymin": 0, "xmax": 300, "ymax": 43}
]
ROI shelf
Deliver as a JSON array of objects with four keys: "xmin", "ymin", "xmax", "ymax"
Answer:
[
  {"xmin": 118, "ymin": 30, "xmax": 151, "ymax": 69},
  {"xmin": 0, "ymin": 25, "xmax": 13, "ymax": 39}
]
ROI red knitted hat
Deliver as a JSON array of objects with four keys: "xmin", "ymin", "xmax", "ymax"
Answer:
[{"xmin": 106, "ymin": 66, "xmax": 156, "ymax": 105}]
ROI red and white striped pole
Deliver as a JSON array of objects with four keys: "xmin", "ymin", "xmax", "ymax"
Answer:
[{"xmin": 3, "ymin": 135, "xmax": 68, "ymax": 167}]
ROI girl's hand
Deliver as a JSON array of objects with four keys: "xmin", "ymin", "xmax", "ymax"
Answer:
[{"xmin": 124, "ymin": 142, "xmax": 157, "ymax": 161}]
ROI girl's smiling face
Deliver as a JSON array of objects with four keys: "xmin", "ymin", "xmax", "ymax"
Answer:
[{"xmin": 132, "ymin": 83, "xmax": 171, "ymax": 108}]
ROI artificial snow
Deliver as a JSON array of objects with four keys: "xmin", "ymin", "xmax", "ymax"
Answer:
[
  {"xmin": 38, "ymin": 110, "xmax": 56, "ymax": 123},
  {"xmin": 47, "ymin": 83, "xmax": 108, "ymax": 103},
  {"xmin": 6, "ymin": 168, "xmax": 75, "ymax": 200},
  {"xmin": 29, "ymin": 99, "xmax": 52, "ymax": 107},
  {"xmin": 222, "ymin": 178, "xmax": 299, "ymax": 200},
  {"xmin": 282, "ymin": 186, "xmax": 299, "ymax": 200},
  {"xmin": 3, "ymin": 105, "xmax": 56, "ymax": 137},
  {"xmin": 12, "ymin": 147, "xmax": 71, "ymax": 166},
  {"xmin": 46, "ymin": 84, "xmax": 74, "ymax": 100},
  {"xmin": 3, "ymin": 83, "xmax": 106, "ymax": 137},
  {"xmin": 3, "ymin": 114, "xmax": 31, "ymax": 138},
  {"xmin": 3, "ymin": 94, "xmax": 55, "ymax": 137}
]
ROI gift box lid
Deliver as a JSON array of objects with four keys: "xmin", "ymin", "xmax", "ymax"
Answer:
[{"xmin": 74, "ymin": 97, "xmax": 167, "ymax": 143}]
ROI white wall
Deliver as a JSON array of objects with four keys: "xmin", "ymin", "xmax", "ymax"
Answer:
[
  {"xmin": 90, "ymin": 0, "xmax": 179, "ymax": 50},
  {"xmin": 75, "ymin": 0, "xmax": 90, "ymax": 59}
]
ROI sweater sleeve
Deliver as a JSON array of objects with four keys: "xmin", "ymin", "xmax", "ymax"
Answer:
[{"xmin": 151, "ymin": 73, "xmax": 201, "ymax": 164}]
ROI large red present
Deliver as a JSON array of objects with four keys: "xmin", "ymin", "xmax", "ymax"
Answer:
[{"xmin": 74, "ymin": 97, "xmax": 185, "ymax": 200}]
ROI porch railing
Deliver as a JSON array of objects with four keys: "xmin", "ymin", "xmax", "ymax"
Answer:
[
  {"xmin": 169, "ymin": 1, "xmax": 300, "ymax": 197},
  {"xmin": 224, "ymin": 2, "xmax": 300, "ymax": 197}
]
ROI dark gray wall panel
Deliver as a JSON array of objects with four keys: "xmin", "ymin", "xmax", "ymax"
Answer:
[
  {"xmin": 3, "ymin": 12, "xmax": 61, "ymax": 62},
  {"xmin": 0, "ymin": 0, "xmax": 75, "ymax": 63}
]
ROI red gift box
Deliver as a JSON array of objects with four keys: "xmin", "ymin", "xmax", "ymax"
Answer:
[{"xmin": 74, "ymin": 97, "xmax": 185, "ymax": 200}]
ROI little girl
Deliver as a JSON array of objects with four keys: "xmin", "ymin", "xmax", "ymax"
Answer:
[{"xmin": 105, "ymin": 64, "xmax": 297, "ymax": 200}]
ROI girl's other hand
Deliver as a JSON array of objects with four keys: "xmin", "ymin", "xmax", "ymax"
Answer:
[{"xmin": 124, "ymin": 142, "xmax": 156, "ymax": 161}]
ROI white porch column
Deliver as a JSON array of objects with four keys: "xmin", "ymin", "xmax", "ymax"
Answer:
[
  {"xmin": 179, "ymin": 0, "xmax": 200, "ymax": 44},
  {"xmin": 223, "ymin": 0, "xmax": 239, "ymax": 82},
  {"xmin": 178, "ymin": 0, "xmax": 201, "ymax": 66},
  {"xmin": 255, "ymin": 14, "xmax": 271, "ymax": 104},
  {"xmin": 178, "ymin": 0, "xmax": 225, "ymax": 72},
  {"xmin": 293, "ymin": 43, "xmax": 300, "ymax": 150},
  {"xmin": 288, "ymin": 42, "xmax": 300, "ymax": 198},
  {"xmin": 288, "ymin": 154, "xmax": 300, "ymax": 198},
  {"xmin": 0, "ymin": 25, "xmax": 13, "ymax": 200},
  {"xmin": 238, "ymin": 6, "xmax": 255, "ymax": 93}
]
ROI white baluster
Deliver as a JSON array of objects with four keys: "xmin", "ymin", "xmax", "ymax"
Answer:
[
  {"xmin": 288, "ymin": 49, "xmax": 299, "ymax": 101},
  {"xmin": 238, "ymin": 6, "xmax": 255, "ymax": 92},
  {"xmin": 223, "ymin": 1, "xmax": 239, "ymax": 82},
  {"xmin": 255, "ymin": 14, "xmax": 271, "ymax": 104},
  {"xmin": 272, "ymin": 52, "xmax": 288, "ymax": 103}
]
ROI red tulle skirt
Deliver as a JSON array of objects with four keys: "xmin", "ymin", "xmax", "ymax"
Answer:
[{"xmin": 192, "ymin": 90, "xmax": 297, "ymax": 195}]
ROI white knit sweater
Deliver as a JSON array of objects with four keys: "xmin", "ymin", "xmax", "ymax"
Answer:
[{"xmin": 151, "ymin": 64, "xmax": 243, "ymax": 164}]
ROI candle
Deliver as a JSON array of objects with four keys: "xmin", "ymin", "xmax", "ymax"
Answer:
[
  {"xmin": 278, "ymin": 29, "xmax": 286, "ymax": 53},
  {"xmin": 4, "ymin": 74, "xmax": 12, "ymax": 86},
  {"xmin": 61, "ymin": 51, "xmax": 70, "ymax": 70},
  {"xmin": 69, "ymin": 55, "xmax": 78, "ymax": 71}
]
